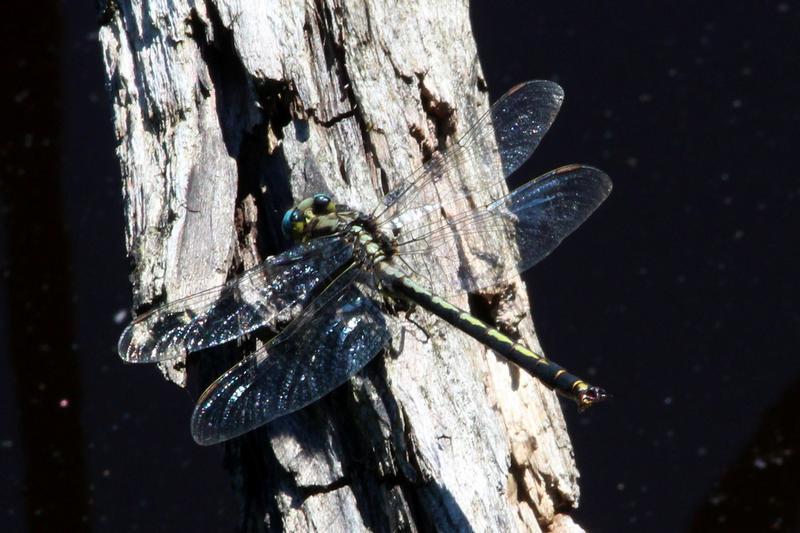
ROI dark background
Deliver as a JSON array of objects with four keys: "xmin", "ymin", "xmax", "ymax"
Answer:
[{"xmin": 1, "ymin": 1, "xmax": 797, "ymax": 532}]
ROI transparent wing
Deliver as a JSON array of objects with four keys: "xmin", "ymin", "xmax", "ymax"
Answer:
[
  {"xmin": 390, "ymin": 165, "xmax": 612, "ymax": 294},
  {"xmin": 118, "ymin": 236, "xmax": 353, "ymax": 363},
  {"xmin": 374, "ymin": 80, "xmax": 564, "ymax": 223},
  {"xmin": 191, "ymin": 268, "xmax": 389, "ymax": 445}
]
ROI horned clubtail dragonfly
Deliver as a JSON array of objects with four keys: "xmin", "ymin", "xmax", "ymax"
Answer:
[{"xmin": 118, "ymin": 80, "xmax": 612, "ymax": 445}]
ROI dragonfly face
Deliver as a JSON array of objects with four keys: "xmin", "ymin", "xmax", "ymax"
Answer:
[
  {"xmin": 281, "ymin": 193, "xmax": 340, "ymax": 241},
  {"xmin": 118, "ymin": 80, "xmax": 613, "ymax": 445}
]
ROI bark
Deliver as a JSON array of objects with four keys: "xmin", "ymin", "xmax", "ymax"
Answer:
[{"xmin": 99, "ymin": 1, "xmax": 585, "ymax": 531}]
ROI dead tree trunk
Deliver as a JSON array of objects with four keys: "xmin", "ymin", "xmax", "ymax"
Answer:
[{"xmin": 99, "ymin": 1, "xmax": 586, "ymax": 531}]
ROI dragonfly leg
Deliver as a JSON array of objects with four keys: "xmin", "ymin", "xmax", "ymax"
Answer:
[{"xmin": 402, "ymin": 307, "xmax": 431, "ymax": 343}]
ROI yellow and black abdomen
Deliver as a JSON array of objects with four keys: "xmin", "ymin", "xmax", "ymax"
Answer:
[{"xmin": 378, "ymin": 262, "xmax": 607, "ymax": 409}]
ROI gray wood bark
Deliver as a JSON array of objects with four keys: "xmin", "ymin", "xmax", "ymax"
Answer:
[{"xmin": 99, "ymin": 1, "xmax": 587, "ymax": 531}]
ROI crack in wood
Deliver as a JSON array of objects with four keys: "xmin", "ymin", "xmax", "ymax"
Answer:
[
  {"xmin": 416, "ymin": 74, "xmax": 457, "ymax": 155},
  {"xmin": 305, "ymin": 106, "xmax": 357, "ymax": 128},
  {"xmin": 310, "ymin": 3, "xmax": 390, "ymax": 195},
  {"xmin": 295, "ymin": 476, "xmax": 352, "ymax": 501}
]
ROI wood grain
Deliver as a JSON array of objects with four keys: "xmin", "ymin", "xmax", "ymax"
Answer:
[{"xmin": 99, "ymin": 0, "xmax": 584, "ymax": 530}]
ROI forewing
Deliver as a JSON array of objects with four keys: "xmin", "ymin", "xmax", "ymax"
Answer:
[
  {"xmin": 375, "ymin": 80, "xmax": 564, "ymax": 223},
  {"xmin": 118, "ymin": 237, "xmax": 353, "ymax": 363},
  {"xmin": 190, "ymin": 269, "xmax": 389, "ymax": 445},
  {"xmin": 393, "ymin": 165, "xmax": 612, "ymax": 294}
]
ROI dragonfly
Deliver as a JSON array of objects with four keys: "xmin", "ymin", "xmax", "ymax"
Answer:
[{"xmin": 118, "ymin": 80, "xmax": 612, "ymax": 446}]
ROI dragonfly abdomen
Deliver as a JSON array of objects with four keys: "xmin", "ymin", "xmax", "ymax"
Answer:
[{"xmin": 379, "ymin": 263, "xmax": 607, "ymax": 409}]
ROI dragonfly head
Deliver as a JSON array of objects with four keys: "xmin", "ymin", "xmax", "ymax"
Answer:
[{"xmin": 281, "ymin": 193, "xmax": 337, "ymax": 241}]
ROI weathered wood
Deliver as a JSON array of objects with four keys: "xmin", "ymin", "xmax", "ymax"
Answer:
[{"xmin": 99, "ymin": 0, "xmax": 585, "ymax": 531}]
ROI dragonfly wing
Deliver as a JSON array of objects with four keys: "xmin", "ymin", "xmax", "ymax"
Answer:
[
  {"xmin": 190, "ymin": 269, "xmax": 389, "ymax": 445},
  {"xmin": 392, "ymin": 165, "xmax": 612, "ymax": 294},
  {"xmin": 375, "ymin": 80, "xmax": 564, "ymax": 223},
  {"xmin": 118, "ymin": 236, "xmax": 353, "ymax": 363}
]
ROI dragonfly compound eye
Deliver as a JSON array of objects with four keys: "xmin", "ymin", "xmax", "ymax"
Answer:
[
  {"xmin": 281, "ymin": 208, "xmax": 304, "ymax": 239},
  {"xmin": 312, "ymin": 194, "xmax": 333, "ymax": 214}
]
